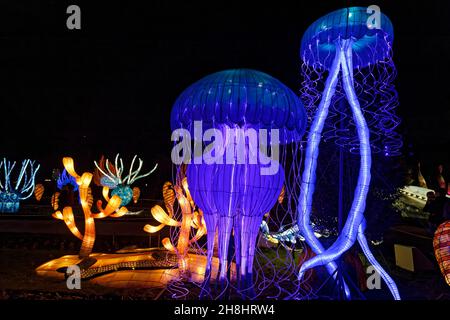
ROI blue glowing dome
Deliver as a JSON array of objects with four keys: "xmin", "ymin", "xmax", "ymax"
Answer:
[
  {"xmin": 300, "ymin": 7, "xmax": 394, "ymax": 69},
  {"xmin": 170, "ymin": 69, "xmax": 307, "ymax": 144}
]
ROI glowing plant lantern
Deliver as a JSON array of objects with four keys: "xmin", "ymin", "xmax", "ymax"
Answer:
[
  {"xmin": 297, "ymin": 7, "xmax": 401, "ymax": 299},
  {"xmin": 433, "ymin": 220, "xmax": 450, "ymax": 286},
  {"xmin": 34, "ymin": 184, "xmax": 45, "ymax": 201},
  {"xmin": 57, "ymin": 169, "xmax": 79, "ymax": 192},
  {"xmin": 86, "ymin": 187, "xmax": 94, "ymax": 208},
  {"xmin": 51, "ymin": 168, "xmax": 80, "ymax": 218},
  {"xmin": 132, "ymin": 186, "xmax": 141, "ymax": 204},
  {"xmin": 94, "ymin": 154, "xmax": 157, "ymax": 206},
  {"xmin": 144, "ymin": 178, "xmax": 206, "ymax": 275},
  {"xmin": 52, "ymin": 157, "xmax": 129, "ymax": 258},
  {"xmin": 51, "ymin": 192, "xmax": 60, "ymax": 211},
  {"xmin": 0, "ymin": 158, "xmax": 40, "ymax": 213},
  {"xmin": 171, "ymin": 69, "xmax": 307, "ymax": 296}
]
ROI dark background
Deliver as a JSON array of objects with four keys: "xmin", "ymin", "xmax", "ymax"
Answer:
[{"xmin": 0, "ymin": 0, "xmax": 449, "ymax": 186}]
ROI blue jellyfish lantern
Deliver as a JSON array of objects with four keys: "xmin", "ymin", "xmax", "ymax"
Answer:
[
  {"xmin": 298, "ymin": 7, "xmax": 401, "ymax": 299},
  {"xmin": 0, "ymin": 158, "xmax": 40, "ymax": 213},
  {"xmin": 171, "ymin": 69, "xmax": 307, "ymax": 297}
]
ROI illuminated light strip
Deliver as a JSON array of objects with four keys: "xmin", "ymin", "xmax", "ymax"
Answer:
[
  {"xmin": 102, "ymin": 186, "xmax": 110, "ymax": 202},
  {"xmin": 143, "ymin": 223, "xmax": 165, "ymax": 234},
  {"xmin": 52, "ymin": 210, "xmax": 63, "ymax": 220},
  {"xmin": 297, "ymin": 45, "xmax": 351, "ymax": 298},
  {"xmin": 190, "ymin": 225, "xmax": 207, "ymax": 243},
  {"xmin": 151, "ymin": 205, "xmax": 181, "ymax": 227},
  {"xmin": 175, "ymin": 190, "xmax": 193, "ymax": 273},
  {"xmin": 62, "ymin": 207, "xmax": 83, "ymax": 240},
  {"xmin": 110, "ymin": 207, "xmax": 128, "ymax": 218},
  {"xmin": 63, "ymin": 157, "xmax": 80, "ymax": 181},
  {"xmin": 299, "ymin": 39, "xmax": 371, "ymax": 276},
  {"xmin": 357, "ymin": 219, "xmax": 400, "ymax": 300},
  {"xmin": 162, "ymin": 237, "xmax": 177, "ymax": 252}
]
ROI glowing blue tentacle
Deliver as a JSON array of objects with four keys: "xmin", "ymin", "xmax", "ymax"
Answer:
[
  {"xmin": 357, "ymin": 219, "xmax": 401, "ymax": 300},
  {"xmin": 299, "ymin": 39, "xmax": 371, "ymax": 278},
  {"xmin": 297, "ymin": 46, "xmax": 351, "ymax": 298},
  {"xmin": 19, "ymin": 162, "xmax": 40, "ymax": 200}
]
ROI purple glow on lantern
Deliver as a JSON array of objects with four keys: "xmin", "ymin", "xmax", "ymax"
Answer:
[
  {"xmin": 170, "ymin": 69, "xmax": 307, "ymax": 298},
  {"xmin": 187, "ymin": 158, "xmax": 284, "ymax": 290}
]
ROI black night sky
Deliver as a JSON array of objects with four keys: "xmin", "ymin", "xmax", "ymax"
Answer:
[{"xmin": 0, "ymin": 0, "xmax": 449, "ymax": 182}]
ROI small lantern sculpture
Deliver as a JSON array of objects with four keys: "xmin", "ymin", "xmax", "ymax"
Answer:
[
  {"xmin": 34, "ymin": 184, "xmax": 45, "ymax": 201},
  {"xmin": 0, "ymin": 158, "xmax": 40, "ymax": 213},
  {"xmin": 434, "ymin": 220, "xmax": 450, "ymax": 286},
  {"xmin": 144, "ymin": 174, "xmax": 206, "ymax": 275},
  {"xmin": 53, "ymin": 157, "xmax": 128, "ymax": 258},
  {"xmin": 94, "ymin": 154, "xmax": 157, "ymax": 206}
]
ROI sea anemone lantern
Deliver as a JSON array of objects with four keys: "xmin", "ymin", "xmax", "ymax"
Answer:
[
  {"xmin": 94, "ymin": 154, "xmax": 158, "ymax": 207},
  {"xmin": 297, "ymin": 7, "xmax": 401, "ymax": 300},
  {"xmin": 170, "ymin": 69, "xmax": 307, "ymax": 298},
  {"xmin": 0, "ymin": 158, "xmax": 40, "ymax": 213}
]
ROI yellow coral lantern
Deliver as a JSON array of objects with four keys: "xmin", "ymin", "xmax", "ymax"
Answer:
[
  {"xmin": 132, "ymin": 186, "xmax": 140, "ymax": 204},
  {"xmin": 34, "ymin": 183, "xmax": 44, "ymax": 201},
  {"xmin": 144, "ymin": 178, "xmax": 206, "ymax": 274},
  {"xmin": 51, "ymin": 157, "xmax": 129, "ymax": 258},
  {"xmin": 86, "ymin": 187, "xmax": 94, "ymax": 209}
]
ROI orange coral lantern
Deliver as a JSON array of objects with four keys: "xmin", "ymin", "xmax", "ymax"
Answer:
[
  {"xmin": 132, "ymin": 186, "xmax": 141, "ymax": 204},
  {"xmin": 34, "ymin": 183, "xmax": 44, "ymax": 201},
  {"xmin": 433, "ymin": 220, "xmax": 450, "ymax": 286},
  {"xmin": 144, "ymin": 178, "xmax": 206, "ymax": 274},
  {"xmin": 52, "ymin": 157, "xmax": 129, "ymax": 258}
]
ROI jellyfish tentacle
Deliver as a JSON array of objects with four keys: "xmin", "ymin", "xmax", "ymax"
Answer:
[
  {"xmin": 200, "ymin": 212, "xmax": 218, "ymax": 298},
  {"xmin": 233, "ymin": 214, "xmax": 242, "ymax": 288},
  {"xmin": 245, "ymin": 215, "xmax": 261, "ymax": 297},
  {"xmin": 357, "ymin": 219, "xmax": 401, "ymax": 300},
  {"xmin": 297, "ymin": 44, "xmax": 351, "ymax": 298},
  {"xmin": 218, "ymin": 215, "xmax": 233, "ymax": 285},
  {"xmin": 299, "ymin": 39, "xmax": 372, "ymax": 276}
]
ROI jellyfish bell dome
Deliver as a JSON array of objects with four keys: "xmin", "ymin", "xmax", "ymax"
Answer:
[
  {"xmin": 300, "ymin": 7, "xmax": 394, "ymax": 69},
  {"xmin": 170, "ymin": 69, "xmax": 307, "ymax": 144}
]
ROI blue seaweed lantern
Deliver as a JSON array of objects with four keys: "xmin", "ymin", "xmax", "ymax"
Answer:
[
  {"xmin": 57, "ymin": 169, "xmax": 79, "ymax": 191},
  {"xmin": 0, "ymin": 158, "xmax": 40, "ymax": 213},
  {"xmin": 298, "ymin": 7, "xmax": 401, "ymax": 299},
  {"xmin": 171, "ymin": 69, "xmax": 307, "ymax": 297}
]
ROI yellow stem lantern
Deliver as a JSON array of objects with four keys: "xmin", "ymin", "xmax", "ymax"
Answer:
[
  {"xmin": 144, "ymin": 177, "xmax": 206, "ymax": 275},
  {"xmin": 51, "ymin": 157, "xmax": 128, "ymax": 258}
]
